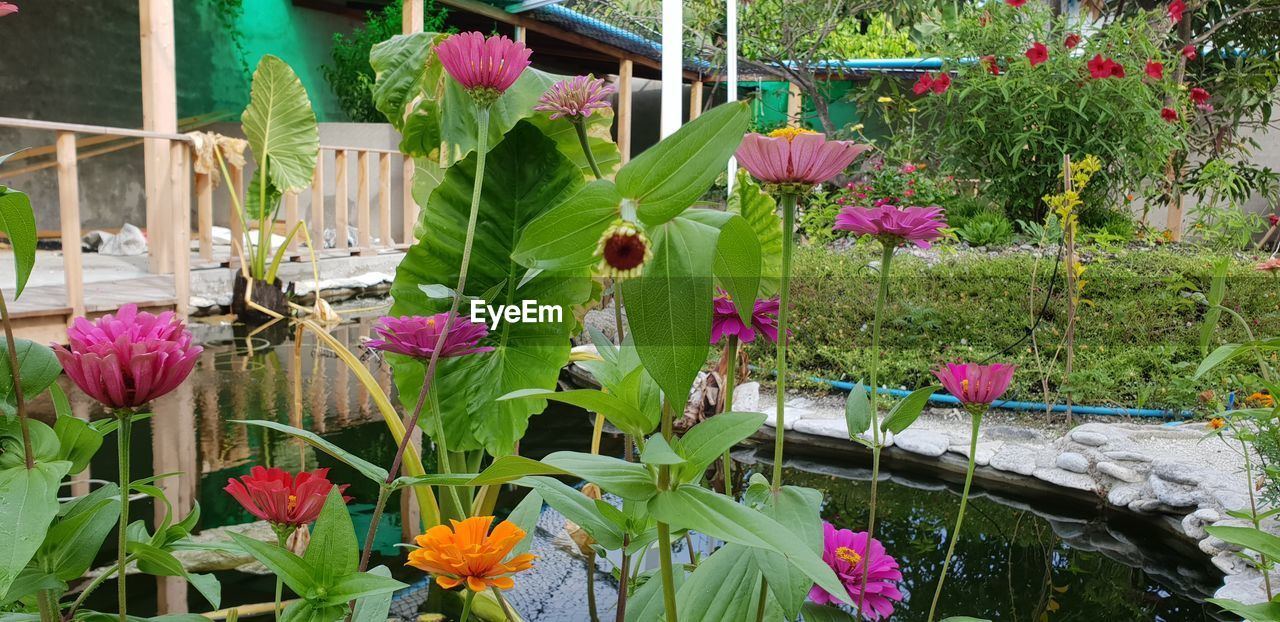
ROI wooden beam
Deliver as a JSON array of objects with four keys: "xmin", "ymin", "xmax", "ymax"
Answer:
[
  {"xmin": 689, "ymin": 80, "xmax": 704, "ymax": 120},
  {"xmin": 379, "ymin": 153, "xmax": 392, "ymax": 247},
  {"xmin": 196, "ymin": 173, "xmax": 213, "ymax": 261},
  {"xmin": 403, "ymin": 0, "xmax": 423, "ymax": 34},
  {"xmin": 56, "ymin": 132, "xmax": 85, "ymax": 319},
  {"xmin": 617, "ymin": 59, "xmax": 633, "ymax": 164},
  {"xmin": 140, "ymin": 0, "xmax": 178, "ymax": 274},
  {"xmin": 787, "ymin": 82, "xmax": 802, "ymax": 128},
  {"xmin": 357, "ymin": 150, "xmax": 372, "ymax": 252},
  {"xmin": 335, "ymin": 150, "xmax": 349, "ymax": 251},
  {"xmin": 169, "ymin": 142, "xmax": 190, "ymax": 316}
]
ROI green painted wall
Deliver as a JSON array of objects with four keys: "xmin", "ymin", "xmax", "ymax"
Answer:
[{"xmin": 746, "ymin": 80, "xmax": 865, "ymax": 134}]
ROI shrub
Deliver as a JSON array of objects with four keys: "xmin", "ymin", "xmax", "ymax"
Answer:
[
  {"xmin": 956, "ymin": 211, "xmax": 1015, "ymax": 246},
  {"xmin": 322, "ymin": 2, "xmax": 450, "ymax": 122}
]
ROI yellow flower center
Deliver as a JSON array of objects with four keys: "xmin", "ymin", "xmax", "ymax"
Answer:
[
  {"xmin": 426, "ymin": 317, "xmax": 436, "ymax": 328},
  {"xmin": 961, "ymin": 379, "xmax": 970, "ymax": 394},
  {"xmin": 767, "ymin": 127, "xmax": 819, "ymax": 142},
  {"xmin": 835, "ymin": 547, "xmax": 862, "ymax": 565},
  {"xmin": 287, "ymin": 494, "xmax": 298, "ymax": 512}
]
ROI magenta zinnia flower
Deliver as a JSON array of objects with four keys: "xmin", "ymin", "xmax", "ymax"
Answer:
[
  {"xmin": 0, "ymin": 3, "xmax": 17, "ymax": 16},
  {"xmin": 534, "ymin": 74, "xmax": 615, "ymax": 120},
  {"xmin": 1257, "ymin": 257, "xmax": 1280, "ymax": 274},
  {"xmin": 710, "ymin": 290, "xmax": 780, "ymax": 344},
  {"xmin": 225, "ymin": 466, "xmax": 350, "ymax": 529},
  {"xmin": 833, "ymin": 204, "xmax": 947, "ymax": 248},
  {"xmin": 366, "ymin": 313, "xmax": 494, "ymax": 359},
  {"xmin": 54, "ymin": 304, "xmax": 202, "ymax": 410},
  {"xmin": 736, "ymin": 128, "xmax": 870, "ymax": 186},
  {"xmin": 933, "ymin": 361, "xmax": 1016, "ymax": 407},
  {"xmin": 435, "ymin": 32, "xmax": 531, "ymax": 98},
  {"xmin": 809, "ymin": 522, "xmax": 903, "ymax": 620}
]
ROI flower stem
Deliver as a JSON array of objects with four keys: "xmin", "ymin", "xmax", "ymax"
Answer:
[
  {"xmin": 657, "ymin": 401, "xmax": 679, "ymax": 622},
  {"xmin": 856, "ymin": 242, "xmax": 895, "ymax": 618},
  {"xmin": 357, "ymin": 485, "xmax": 392, "ymax": 572},
  {"xmin": 459, "ymin": 589, "xmax": 476, "ymax": 622},
  {"xmin": 721, "ymin": 335, "xmax": 740, "ymax": 497},
  {"xmin": 771, "ymin": 192, "xmax": 797, "ymax": 492},
  {"xmin": 614, "ymin": 534, "xmax": 631, "ymax": 622},
  {"xmin": 382, "ymin": 105, "xmax": 490, "ymax": 528},
  {"xmin": 63, "ymin": 554, "xmax": 136, "ymax": 622},
  {"xmin": 585, "ymin": 551, "xmax": 600, "ymax": 622},
  {"xmin": 491, "ymin": 587, "xmax": 517, "ymax": 622},
  {"xmin": 927, "ymin": 411, "xmax": 984, "ymax": 622},
  {"xmin": 273, "ymin": 528, "xmax": 293, "ymax": 622},
  {"xmin": 574, "ymin": 120, "xmax": 604, "ymax": 180},
  {"xmin": 0, "ymin": 290, "xmax": 33, "ymax": 470},
  {"xmin": 116, "ymin": 411, "xmax": 133, "ymax": 622},
  {"xmin": 1240, "ymin": 433, "xmax": 1274, "ymax": 599}
]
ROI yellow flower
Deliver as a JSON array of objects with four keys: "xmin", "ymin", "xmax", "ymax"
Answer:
[
  {"xmin": 851, "ymin": 123, "xmax": 865, "ymax": 132},
  {"xmin": 908, "ymin": 107, "xmax": 919, "ymax": 113},
  {"xmin": 878, "ymin": 96, "xmax": 893, "ymax": 104}
]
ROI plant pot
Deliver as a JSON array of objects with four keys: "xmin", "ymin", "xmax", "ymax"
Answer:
[{"xmin": 231, "ymin": 272, "xmax": 290, "ymax": 324}]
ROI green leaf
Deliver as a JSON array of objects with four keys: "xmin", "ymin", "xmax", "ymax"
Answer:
[
  {"xmin": 242, "ymin": 55, "xmax": 320, "ymax": 193},
  {"xmin": 675, "ymin": 543, "xmax": 761, "ymax": 621},
  {"xmin": 319, "ymin": 571, "xmax": 407, "ymax": 607},
  {"xmin": 390, "ymin": 121, "xmax": 593, "ymax": 456},
  {"xmin": 727, "ymin": 165, "xmax": 782, "ymax": 298},
  {"xmin": 1204, "ymin": 598, "xmax": 1280, "ymax": 622},
  {"xmin": 616, "ymin": 101, "xmax": 751, "ymax": 226},
  {"xmin": 515, "ymin": 476, "xmax": 623, "ymax": 550},
  {"xmin": 681, "ymin": 209, "xmax": 761, "ymax": 324},
  {"xmin": 625, "ymin": 565, "xmax": 686, "ymax": 622},
  {"xmin": 754, "ymin": 486, "xmax": 824, "ymax": 619},
  {"xmin": 881, "ymin": 385, "xmax": 940, "ymax": 434},
  {"xmin": 37, "ymin": 483, "xmax": 120, "ymax": 581},
  {"xmin": 1197, "ymin": 343, "xmax": 1254, "ymax": 379},
  {"xmin": 621, "ymin": 216, "xmax": 720, "ymax": 405},
  {"xmin": 640, "ymin": 434, "xmax": 685, "ymax": 466},
  {"xmin": 469, "ymin": 455, "xmax": 570, "ymax": 485},
  {"xmin": 370, "ymin": 32, "xmax": 444, "ymax": 132},
  {"xmin": 0, "ymin": 568, "xmax": 61, "ymax": 606},
  {"xmin": 229, "ymin": 532, "xmax": 318, "ymax": 597},
  {"xmin": 0, "ymin": 460, "xmax": 70, "ymax": 598},
  {"xmin": 844, "ymin": 384, "xmax": 872, "ymax": 439},
  {"xmin": 127, "ymin": 542, "xmax": 221, "ymax": 608},
  {"xmin": 0, "ymin": 189, "xmax": 37, "ymax": 297},
  {"xmin": 280, "ymin": 601, "xmax": 344, "ymax": 622},
  {"xmin": 498, "ymin": 388, "xmax": 654, "ymax": 439},
  {"xmin": 237, "ymin": 420, "xmax": 388, "ymax": 483},
  {"xmin": 540, "ymin": 451, "xmax": 658, "ymax": 501},
  {"xmin": 0, "ymin": 417, "xmax": 60, "ymax": 468},
  {"xmin": 0, "ymin": 340, "xmax": 63, "ymax": 417},
  {"xmin": 505, "ymin": 491, "xmax": 543, "ymax": 560},
  {"xmin": 53, "ymin": 409, "xmax": 102, "ymax": 475},
  {"xmin": 801, "ymin": 603, "xmax": 863, "ymax": 621},
  {"xmin": 511, "ymin": 179, "xmax": 621, "ymax": 271},
  {"xmin": 390, "ymin": 473, "xmax": 479, "ymax": 490},
  {"xmin": 675, "ymin": 412, "xmax": 766, "ymax": 483},
  {"xmin": 1199, "ymin": 257, "xmax": 1229, "ymax": 356},
  {"xmin": 527, "ymin": 108, "xmax": 622, "ymax": 179},
  {"xmin": 304, "ymin": 489, "xmax": 358, "ymax": 589},
  {"xmin": 1205, "ymin": 525, "xmax": 1280, "ymax": 559},
  {"xmin": 351, "ymin": 566, "xmax": 398, "ymax": 622},
  {"xmin": 647, "ymin": 484, "xmax": 848, "ymax": 603}
]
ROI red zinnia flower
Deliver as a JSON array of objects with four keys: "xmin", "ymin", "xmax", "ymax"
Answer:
[
  {"xmin": 1169, "ymin": 0, "xmax": 1186, "ymax": 23},
  {"xmin": 981, "ymin": 55, "xmax": 1001, "ymax": 75},
  {"xmin": 1025, "ymin": 42, "xmax": 1048, "ymax": 66},
  {"xmin": 931, "ymin": 72, "xmax": 951, "ymax": 93},
  {"xmin": 1064, "ymin": 33, "xmax": 1081, "ymax": 49},
  {"xmin": 912, "ymin": 73, "xmax": 934, "ymax": 95},
  {"xmin": 1183, "ymin": 45, "xmax": 1198, "ymax": 60},
  {"xmin": 366, "ymin": 313, "xmax": 494, "ymax": 359},
  {"xmin": 1145, "ymin": 60, "xmax": 1164, "ymax": 79},
  {"xmin": 1190, "ymin": 87, "xmax": 1211, "ymax": 105},
  {"xmin": 225, "ymin": 467, "xmax": 350, "ymax": 529},
  {"xmin": 1161, "ymin": 107, "xmax": 1179, "ymax": 122}
]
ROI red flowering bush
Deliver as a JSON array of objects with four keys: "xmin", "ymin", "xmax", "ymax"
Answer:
[{"xmin": 891, "ymin": 1, "xmax": 1200, "ymax": 221}]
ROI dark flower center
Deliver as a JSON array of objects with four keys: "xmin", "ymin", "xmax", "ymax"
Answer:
[{"xmin": 603, "ymin": 233, "xmax": 647, "ymax": 270}]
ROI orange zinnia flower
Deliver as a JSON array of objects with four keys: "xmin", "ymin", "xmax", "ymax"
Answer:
[
  {"xmin": 406, "ymin": 516, "xmax": 536, "ymax": 591},
  {"xmin": 1207, "ymin": 417, "xmax": 1226, "ymax": 430}
]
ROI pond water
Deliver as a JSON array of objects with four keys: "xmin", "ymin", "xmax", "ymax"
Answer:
[{"xmin": 57, "ymin": 307, "xmax": 1226, "ymax": 620}]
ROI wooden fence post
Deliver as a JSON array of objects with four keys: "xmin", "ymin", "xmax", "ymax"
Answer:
[
  {"xmin": 335, "ymin": 150, "xmax": 349, "ymax": 251},
  {"xmin": 379, "ymin": 152, "xmax": 393, "ymax": 248},
  {"xmin": 168, "ymin": 141, "xmax": 190, "ymax": 316},
  {"xmin": 311, "ymin": 158, "xmax": 325, "ymax": 253},
  {"xmin": 196, "ymin": 172, "xmax": 213, "ymax": 261},
  {"xmin": 55, "ymin": 132, "xmax": 85, "ymax": 319},
  {"xmin": 357, "ymin": 150, "xmax": 372, "ymax": 252},
  {"xmin": 689, "ymin": 80, "xmax": 704, "ymax": 120},
  {"xmin": 618, "ymin": 59, "xmax": 633, "ymax": 164},
  {"xmin": 402, "ymin": 157, "xmax": 417, "ymax": 246}
]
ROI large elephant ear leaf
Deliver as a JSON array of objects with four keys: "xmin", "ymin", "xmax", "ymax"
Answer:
[
  {"xmin": 242, "ymin": 54, "xmax": 319, "ymax": 193},
  {"xmin": 526, "ymin": 108, "xmax": 622, "ymax": 179},
  {"xmin": 389, "ymin": 121, "xmax": 593, "ymax": 456},
  {"xmin": 370, "ymin": 32, "xmax": 447, "ymax": 132}
]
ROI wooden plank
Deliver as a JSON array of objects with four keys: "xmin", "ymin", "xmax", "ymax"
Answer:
[
  {"xmin": 311, "ymin": 160, "xmax": 325, "ymax": 253},
  {"xmin": 379, "ymin": 152, "xmax": 393, "ymax": 247},
  {"xmin": 618, "ymin": 60, "xmax": 633, "ymax": 164},
  {"xmin": 402, "ymin": 157, "xmax": 417, "ymax": 245},
  {"xmin": 228, "ymin": 164, "xmax": 245, "ymax": 262},
  {"xmin": 56, "ymin": 132, "xmax": 85, "ymax": 319},
  {"xmin": 357, "ymin": 150, "xmax": 372, "ymax": 252},
  {"xmin": 689, "ymin": 80, "xmax": 704, "ymax": 120},
  {"xmin": 284, "ymin": 190, "xmax": 299, "ymax": 253},
  {"xmin": 140, "ymin": 0, "xmax": 178, "ymax": 278},
  {"xmin": 335, "ymin": 150, "xmax": 349, "ymax": 251},
  {"xmin": 169, "ymin": 141, "xmax": 190, "ymax": 316},
  {"xmin": 403, "ymin": 0, "xmax": 424, "ymax": 34},
  {"xmin": 196, "ymin": 172, "xmax": 213, "ymax": 260},
  {"xmin": 69, "ymin": 398, "xmax": 92, "ymax": 497}
]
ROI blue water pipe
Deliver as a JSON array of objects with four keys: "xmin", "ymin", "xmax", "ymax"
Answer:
[{"xmin": 808, "ymin": 375, "xmax": 1195, "ymax": 420}]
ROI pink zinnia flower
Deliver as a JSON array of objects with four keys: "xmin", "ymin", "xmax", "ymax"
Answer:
[
  {"xmin": 710, "ymin": 291, "xmax": 780, "ymax": 345},
  {"xmin": 53, "ymin": 304, "xmax": 202, "ymax": 410},
  {"xmin": 735, "ymin": 128, "xmax": 870, "ymax": 186},
  {"xmin": 0, "ymin": 2, "xmax": 17, "ymax": 16},
  {"xmin": 808, "ymin": 522, "xmax": 903, "ymax": 620},
  {"xmin": 534, "ymin": 74, "xmax": 615, "ymax": 120},
  {"xmin": 833, "ymin": 204, "xmax": 947, "ymax": 248},
  {"xmin": 1257, "ymin": 258, "xmax": 1280, "ymax": 274},
  {"xmin": 225, "ymin": 466, "xmax": 349, "ymax": 529},
  {"xmin": 933, "ymin": 361, "xmax": 1016, "ymax": 406},
  {"xmin": 435, "ymin": 32, "xmax": 531, "ymax": 97},
  {"xmin": 1145, "ymin": 60, "xmax": 1165, "ymax": 79},
  {"xmin": 366, "ymin": 313, "xmax": 494, "ymax": 359},
  {"xmin": 1025, "ymin": 42, "xmax": 1048, "ymax": 66}
]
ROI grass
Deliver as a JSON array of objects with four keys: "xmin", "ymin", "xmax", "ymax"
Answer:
[{"xmin": 746, "ymin": 242, "xmax": 1280, "ymax": 414}]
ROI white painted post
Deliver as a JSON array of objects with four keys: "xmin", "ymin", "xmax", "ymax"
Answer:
[
  {"xmin": 660, "ymin": 0, "xmax": 683, "ymax": 138},
  {"xmin": 726, "ymin": 0, "xmax": 738, "ymax": 191}
]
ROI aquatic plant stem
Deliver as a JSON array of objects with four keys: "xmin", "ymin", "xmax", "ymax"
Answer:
[
  {"xmin": 459, "ymin": 589, "xmax": 476, "ymax": 622},
  {"xmin": 657, "ymin": 401, "xmax": 679, "ymax": 622},
  {"xmin": 115, "ymin": 410, "xmax": 133, "ymax": 622},
  {"xmin": 720, "ymin": 335, "xmax": 740, "ymax": 496},
  {"xmin": 928, "ymin": 410, "xmax": 984, "ymax": 622},
  {"xmin": 771, "ymin": 192, "xmax": 797, "ymax": 491},
  {"xmin": 0, "ymin": 290, "xmax": 33, "ymax": 469},
  {"xmin": 856, "ymin": 242, "xmax": 894, "ymax": 618},
  {"xmin": 574, "ymin": 120, "xmax": 604, "ymax": 180}
]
